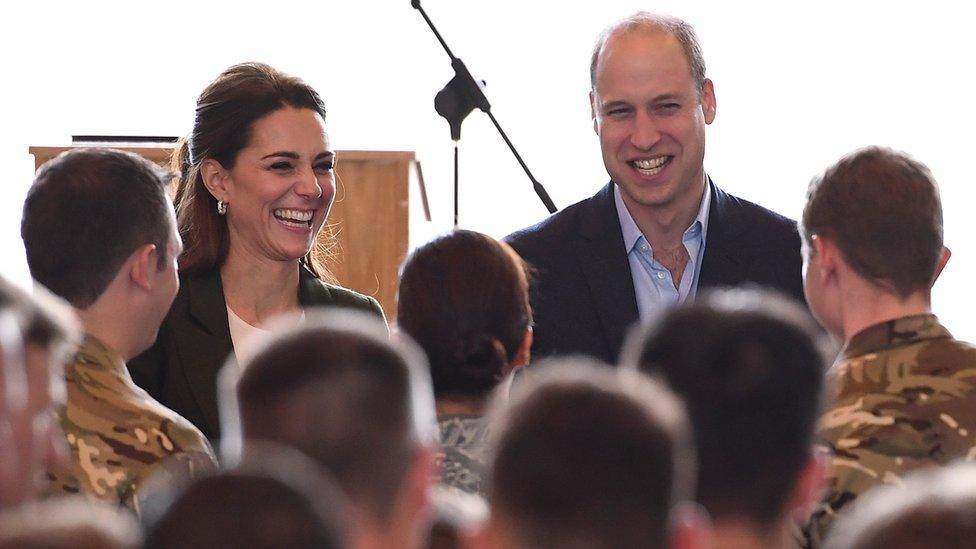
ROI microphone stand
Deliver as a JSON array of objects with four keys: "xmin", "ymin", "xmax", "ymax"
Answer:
[{"xmin": 411, "ymin": 0, "xmax": 557, "ymax": 227}]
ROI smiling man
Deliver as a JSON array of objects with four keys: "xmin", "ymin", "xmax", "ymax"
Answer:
[{"xmin": 507, "ymin": 12, "xmax": 805, "ymax": 363}]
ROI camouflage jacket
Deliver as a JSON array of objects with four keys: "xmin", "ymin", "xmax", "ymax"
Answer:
[
  {"xmin": 805, "ymin": 314, "xmax": 976, "ymax": 547},
  {"xmin": 43, "ymin": 335, "xmax": 216, "ymax": 513},
  {"xmin": 436, "ymin": 414, "xmax": 489, "ymax": 495}
]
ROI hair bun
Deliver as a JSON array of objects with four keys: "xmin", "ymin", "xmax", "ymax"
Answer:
[{"xmin": 453, "ymin": 334, "xmax": 508, "ymax": 385}]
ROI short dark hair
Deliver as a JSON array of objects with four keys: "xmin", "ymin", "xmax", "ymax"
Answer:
[
  {"xmin": 624, "ymin": 288, "xmax": 827, "ymax": 528},
  {"xmin": 142, "ymin": 451, "xmax": 346, "ymax": 549},
  {"xmin": 801, "ymin": 146, "xmax": 943, "ymax": 297},
  {"xmin": 487, "ymin": 358, "xmax": 694, "ymax": 549},
  {"xmin": 591, "ymin": 12, "xmax": 707, "ymax": 94},
  {"xmin": 397, "ymin": 230, "xmax": 531, "ymax": 400},
  {"xmin": 21, "ymin": 148, "xmax": 175, "ymax": 309},
  {"xmin": 825, "ymin": 462, "xmax": 976, "ymax": 549},
  {"xmin": 234, "ymin": 310, "xmax": 435, "ymax": 523},
  {"xmin": 174, "ymin": 62, "xmax": 331, "ymax": 278}
]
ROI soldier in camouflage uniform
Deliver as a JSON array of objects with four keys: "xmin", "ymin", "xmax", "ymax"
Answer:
[
  {"xmin": 21, "ymin": 149, "xmax": 216, "ymax": 512},
  {"xmin": 799, "ymin": 147, "xmax": 970, "ymax": 546},
  {"xmin": 48, "ymin": 334, "xmax": 216, "ymax": 511}
]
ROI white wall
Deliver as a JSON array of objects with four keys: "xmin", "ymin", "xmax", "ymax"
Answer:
[{"xmin": 2, "ymin": 0, "xmax": 973, "ymax": 340}]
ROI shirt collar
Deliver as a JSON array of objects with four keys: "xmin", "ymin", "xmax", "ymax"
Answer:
[
  {"xmin": 614, "ymin": 177, "xmax": 712, "ymax": 253},
  {"xmin": 840, "ymin": 313, "xmax": 952, "ymax": 359}
]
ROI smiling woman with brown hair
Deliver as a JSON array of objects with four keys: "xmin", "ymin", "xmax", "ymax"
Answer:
[{"xmin": 128, "ymin": 63, "xmax": 383, "ymax": 442}]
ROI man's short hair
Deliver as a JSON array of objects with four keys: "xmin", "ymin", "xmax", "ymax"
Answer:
[
  {"xmin": 825, "ymin": 462, "xmax": 976, "ymax": 549},
  {"xmin": 623, "ymin": 288, "xmax": 827, "ymax": 527},
  {"xmin": 142, "ymin": 448, "xmax": 346, "ymax": 549},
  {"xmin": 233, "ymin": 310, "xmax": 436, "ymax": 523},
  {"xmin": 486, "ymin": 358, "xmax": 694, "ymax": 549},
  {"xmin": 801, "ymin": 146, "xmax": 944, "ymax": 297},
  {"xmin": 21, "ymin": 148, "xmax": 175, "ymax": 309},
  {"xmin": 590, "ymin": 12, "xmax": 707, "ymax": 93}
]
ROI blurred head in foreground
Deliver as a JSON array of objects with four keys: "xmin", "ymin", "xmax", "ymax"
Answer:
[
  {"xmin": 825, "ymin": 462, "xmax": 976, "ymax": 549},
  {"xmin": 0, "ymin": 497, "xmax": 139, "ymax": 549},
  {"xmin": 482, "ymin": 357, "xmax": 705, "ymax": 549},
  {"xmin": 227, "ymin": 309, "xmax": 437, "ymax": 549},
  {"xmin": 625, "ymin": 288, "xmax": 827, "ymax": 548},
  {"xmin": 142, "ymin": 446, "xmax": 346, "ymax": 549},
  {"xmin": 0, "ymin": 277, "xmax": 78, "ymax": 508}
]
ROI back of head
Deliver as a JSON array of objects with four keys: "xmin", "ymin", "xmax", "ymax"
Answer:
[
  {"xmin": 0, "ymin": 276, "xmax": 79, "ymax": 362},
  {"xmin": 0, "ymin": 497, "xmax": 139, "ymax": 549},
  {"xmin": 397, "ymin": 230, "xmax": 531, "ymax": 400},
  {"xmin": 174, "ymin": 62, "xmax": 329, "ymax": 276},
  {"xmin": 235, "ymin": 310, "xmax": 436, "ymax": 523},
  {"xmin": 624, "ymin": 288, "xmax": 827, "ymax": 528},
  {"xmin": 801, "ymin": 146, "xmax": 943, "ymax": 297},
  {"xmin": 143, "ymin": 450, "xmax": 346, "ymax": 549},
  {"xmin": 825, "ymin": 462, "xmax": 976, "ymax": 549},
  {"xmin": 486, "ymin": 358, "xmax": 694, "ymax": 549},
  {"xmin": 21, "ymin": 148, "xmax": 174, "ymax": 309},
  {"xmin": 0, "ymin": 276, "xmax": 79, "ymax": 508},
  {"xmin": 424, "ymin": 486, "xmax": 488, "ymax": 549}
]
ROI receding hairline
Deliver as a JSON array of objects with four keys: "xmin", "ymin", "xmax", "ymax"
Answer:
[{"xmin": 590, "ymin": 12, "xmax": 706, "ymax": 93}]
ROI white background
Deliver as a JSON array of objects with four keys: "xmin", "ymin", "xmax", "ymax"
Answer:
[{"xmin": 1, "ymin": 0, "xmax": 972, "ymax": 341}]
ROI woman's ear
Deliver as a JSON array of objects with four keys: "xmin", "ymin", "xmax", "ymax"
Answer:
[{"xmin": 200, "ymin": 158, "xmax": 231, "ymax": 203}]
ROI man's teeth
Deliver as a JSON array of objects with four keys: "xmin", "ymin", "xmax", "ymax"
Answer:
[
  {"xmin": 632, "ymin": 157, "xmax": 670, "ymax": 175},
  {"xmin": 274, "ymin": 209, "xmax": 313, "ymax": 227}
]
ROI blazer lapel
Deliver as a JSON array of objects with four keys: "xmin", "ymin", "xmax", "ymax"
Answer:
[
  {"xmin": 298, "ymin": 264, "xmax": 336, "ymax": 306},
  {"xmin": 699, "ymin": 180, "xmax": 750, "ymax": 289},
  {"xmin": 575, "ymin": 183, "xmax": 640, "ymax": 360},
  {"xmin": 174, "ymin": 271, "xmax": 235, "ymax": 437}
]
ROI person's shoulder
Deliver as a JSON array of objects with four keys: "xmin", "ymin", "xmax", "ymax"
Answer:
[
  {"xmin": 715, "ymin": 185, "xmax": 798, "ymax": 233},
  {"xmin": 324, "ymin": 283, "xmax": 382, "ymax": 312},
  {"xmin": 506, "ymin": 184, "xmax": 611, "ymax": 256},
  {"xmin": 301, "ymin": 271, "xmax": 386, "ymax": 320}
]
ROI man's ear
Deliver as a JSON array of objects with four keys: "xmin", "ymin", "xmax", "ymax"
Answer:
[
  {"xmin": 129, "ymin": 243, "xmax": 158, "ymax": 292},
  {"xmin": 786, "ymin": 449, "xmax": 826, "ymax": 521},
  {"xmin": 701, "ymin": 79, "xmax": 716, "ymax": 125},
  {"xmin": 812, "ymin": 235, "xmax": 839, "ymax": 284},
  {"xmin": 406, "ymin": 445, "xmax": 437, "ymax": 522},
  {"xmin": 934, "ymin": 246, "xmax": 952, "ymax": 282},
  {"xmin": 669, "ymin": 501, "xmax": 713, "ymax": 549},
  {"xmin": 200, "ymin": 158, "xmax": 231, "ymax": 204},
  {"xmin": 590, "ymin": 91, "xmax": 600, "ymax": 135},
  {"xmin": 508, "ymin": 329, "xmax": 533, "ymax": 374}
]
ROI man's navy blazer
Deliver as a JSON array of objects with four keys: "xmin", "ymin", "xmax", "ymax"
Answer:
[{"xmin": 505, "ymin": 180, "xmax": 804, "ymax": 364}]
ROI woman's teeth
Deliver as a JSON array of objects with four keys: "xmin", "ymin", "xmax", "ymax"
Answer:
[{"xmin": 274, "ymin": 209, "xmax": 313, "ymax": 227}]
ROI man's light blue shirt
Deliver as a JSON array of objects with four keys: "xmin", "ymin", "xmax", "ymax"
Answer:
[{"xmin": 614, "ymin": 180, "xmax": 712, "ymax": 323}]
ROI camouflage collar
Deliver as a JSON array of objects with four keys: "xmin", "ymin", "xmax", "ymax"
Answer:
[
  {"xmin": 841, "ymin": 313, "xmax": 952, "ymax": 360},
  {"xmin": 76, "ymin": 333, "xmax": 132, "ymax": 381}
]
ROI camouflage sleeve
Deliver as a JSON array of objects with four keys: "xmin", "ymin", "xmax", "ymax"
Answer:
[
  {"xmin": 132, "ymin": 448, "xmax": 218, "ymax": 514},
  {"xmin": 808, "ymin": 343, "xmax": 976, "ymax": 544}
]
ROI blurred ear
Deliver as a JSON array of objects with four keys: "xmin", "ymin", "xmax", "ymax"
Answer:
[
  {"xmin": 934, "ymin": 246, "xmax": 951, "ymax": 282},
  {"xmin": 670, "ymin": 501, "xmax": 713, "ymax": 549},
  {"xmin": 787, "ymin": 450, "xmax": 826, "ymax": 521},
  {"xmin": 128, "ymin": 243, "xmax": 158, "ymax": 292},
  {"xmin": 406, "ymin": 445, "xmax": 437, "ymax": 522},
  {"xmin": 509, "ymin": 329, "xmax": 533, "ymax": 373},
  {"xmin": 590, "ymin": 91, "xmax": 600, "ymax": 135},
  {"xmin": 200, "ymin": 158, "xmax": 231, "ymax": 203}
]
